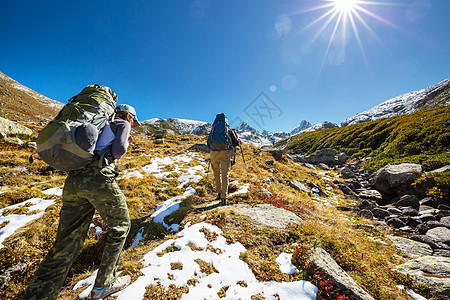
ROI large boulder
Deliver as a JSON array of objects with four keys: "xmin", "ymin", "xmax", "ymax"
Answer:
[
  {"xmin": 387, "ymin": 235, "xmax": 433, "ymax": 258},
  {"xmin": 374, "ymin": 164, "xmax": 422, "ymax": 196},
  {"xmin": 230, "ymin": 204, "xmax": 302, "ymax": 229},
  {"xmin": 308, "ymin": 247, "xmax": 375, "ymax": 300},
  {"xmin": 395, "ymin": 256, "xmax": 450, "ymax": 297},
  {"xmin": 304, "ymin": 148, "xmax": 341, "ymax": 166},
  {"xmin": 426, "ymin": 227, "xmax": 450, "ymax": 246},
  {"xmin": 188, "ymin": 143, "xmax": 210, "ymax": 153},
  {"xmin": 0, "ymin": 117, "xmax": 33, "ymax": 137}
]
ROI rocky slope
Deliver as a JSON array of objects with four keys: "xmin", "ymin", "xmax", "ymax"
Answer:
[{"xmin": 0, "ymin": 71, "xmax": 63, "ymax": 122}]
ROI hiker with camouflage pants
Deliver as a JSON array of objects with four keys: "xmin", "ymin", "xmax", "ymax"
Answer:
[{"xmin": 23, "ymin": 104, "xmax": 141, "ymax": 300}]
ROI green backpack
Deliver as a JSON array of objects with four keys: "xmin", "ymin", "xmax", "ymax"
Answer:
[{"xmin": 36, "ymin": 84, "xmax": 117, "ymax": 171}]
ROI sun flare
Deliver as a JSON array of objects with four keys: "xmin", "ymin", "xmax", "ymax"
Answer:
[
  {"xmin": 333, "ymin": 0, "xmax": 358, "ymax": 13},
  {"xmin": 297, "ymin": 0, "xmax": 400, "ymax": 69}
]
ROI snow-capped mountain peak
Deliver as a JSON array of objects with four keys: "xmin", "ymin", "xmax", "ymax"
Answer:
[{"xmin": 290, "ymin": 120, "xmax": 312, "ymax": 135}]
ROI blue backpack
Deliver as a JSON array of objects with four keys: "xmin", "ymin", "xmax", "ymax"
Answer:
[{"xmin": 207, "ymin": 113, "xmax": 231, "ymax": 151}]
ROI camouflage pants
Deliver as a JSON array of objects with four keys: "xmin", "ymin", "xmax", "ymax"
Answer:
[
  {"xmin": 210, "ymin": 150, "xmax": 231, "ymax": 197},
  {"xmin": 23, "ymin": 166, "xmax": 130, "ymax": 300}
]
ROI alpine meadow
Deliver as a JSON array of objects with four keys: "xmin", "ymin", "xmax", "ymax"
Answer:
[{"xmin": 1, "ymin": 70, "xmax": 450, "ymax": 300}]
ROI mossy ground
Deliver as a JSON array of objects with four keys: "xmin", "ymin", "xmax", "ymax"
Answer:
[{"xmin": 0, "ymin": 125, "xmax": 443, "ymax": 299}]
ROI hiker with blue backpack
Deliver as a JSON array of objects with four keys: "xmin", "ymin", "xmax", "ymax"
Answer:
[
  {"xmin": 24, "ymin": 85, "xmax": 140, "ymax": 300},
  {"xmin": 207, "ymin": 113, "xmax": 240, "ymax": 206}
]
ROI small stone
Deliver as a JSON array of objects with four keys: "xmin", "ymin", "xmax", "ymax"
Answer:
[
  {"xmin": 387, "ymin": 217, "xmax": 406, "ymax": 228},
  {"xmin": 394, "ymin": 195, "xmax": 420, "ymax": 210},
  {"xmin": 341, "ymin": 167, "xmax": 356, "ymax": 178},
  {"xmin": 358, "ymin": 190, "xmax": 382, "ymax": 201},
  {"xmin": 402, "ymin": 207, "xmax": 419, "ymax": 217},
  {"xmin": 372, "ymin": 208, "xmax": 390, "ymax": 219},
  {"xmin": 265, "ymin": 160, "xmax": 274, "ymax": 166},
  {"xmin": 358, "ymin": 209, "xmax": 373, "ymax": 219},
  {"xmin": 387, "ymin": 207, "xmax": 402, "ymax": 215},
  {"xmin": 419, "ymin": 214, "xmax": 436, "ymax": 222}
]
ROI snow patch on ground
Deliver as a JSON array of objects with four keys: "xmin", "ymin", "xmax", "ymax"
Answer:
[
  {"xmin": 151, "ymin": 186, "xmax": 196, "ymax": 232},
  {"xmin": 276, "ymin": 253, "xmax": 300, "ymax": 275},
  {"xmin": 0, "ymin": 198, "xmax": 56, "ymax": 247},
  {"xmin": 229, "ymin": 183, "xmax": 250, "ymax": 197},
  {"xmin": 111, "ymin": 222, "xmax": 317, "ymax": 300}
]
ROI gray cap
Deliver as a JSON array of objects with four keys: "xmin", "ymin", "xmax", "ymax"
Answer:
[{"xmin": 116, "ymin": 104, "xmax": 141, "ymax": 126}]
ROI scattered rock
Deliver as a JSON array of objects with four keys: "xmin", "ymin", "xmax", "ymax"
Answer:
[
  {"xmin": 387, "ymin": 217, "xmax": 406, "ymax": 228},
  {"xmin": 259, "ymin": 187, "xmax": 272, "ymax": 198},
  {"xmin": 394, "ymin": 195, "xmax": 420, "ymax": 210},
  {"xmin": 25, "ymin": 141, "xmax": 37, "ymax": 149},
  {"xmin": 429, "ymin": 165, "xmax": 450, "ymax": 173},
  {"xmin": 4, "ymin": 137, "xmax": 24, "ymax": 146},
  {"xmin": 358, "ymin": 190, "xmax": 382, "ymax": 201},
  {"xmin": 303, "ymin": 163, "xmax": 316, "ymax": 170},
  {"xmin": 420, "ymin": 197, "xmax": 438, "ymax": 207},
  {"xmin": 386, "ymin": 207, "xmax": 402, "ymax": 215},
  {"xmin": 434, "ymin": 249, "xmax": 450, "ymax": 258},
  {"xmin": 426, "ymin": 227, "xmax": 450, "ymax": 245},
  {"xmin": 340, "ymin": 166, "xmax": 355, "ymax": 179},
  {"xmin": 337, "ymin": 152, "xmax": 348, "ymax": 164},
  {"xmin": 372, "ymin": 208, "xmax": 390, "ymax": 219},
  {"xmin": 230, "ymin": 204, "xmax": 302, "ymax": 229},
  {"xmin": 308, "ymin": 247, "xmax": 375, "ymax": 300},
  {"xmin": 387, "ymin": 235, "xmax": 433, "ymax": 258},
  {"xmin": 0, "ymin": 117, "xmax": 33, "ymax": 137},
  {"xmin": 266, "ymin": 149, "xmax": 284, "ymax": 161},
  {"xmin": 264, "ymin": 160, "xmax": 274, "ymax": 166},
  {"xmin": 359, "ymin": 200, "xmax": 376, "ymax": 211},
  {"xmin": 285, "ymin": 153, "xmax": 306, "ymax": 163},
  {"xmin": 288, "ymin": 180, "xmax": 310, "ymax": 193},
  {"xmin": 402, "ymin": 207, "xmax": 419, "ymax": 217},
  {"xmin": 317, "ymin": 163, "xmax": 331, "ymax": 170},
  {"xmin": 262, "ymin": 178, "xmax": 271, "ymax": 186},
  {"xmin": 374, "ymin": 163, "xmax": 422, "ymax": 197},
  {"xmin": 395, "ymin": 256, "xmax": 450, "ymax": 297},
  {"xmin": 357, "ymin": 210, "xmax": 373, "ymax": 219},
  {"xmin": 188, "ymin": 143, "xmax": 210, "ymax": 153},
  {"xmin": 441, "ymin": 216, "xmax": 450, "ymax": 227}
]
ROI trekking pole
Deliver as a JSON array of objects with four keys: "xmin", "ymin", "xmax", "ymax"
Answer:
[
  {"xmin": 240, "ymin": 146, "xmax": 250, "ymax": 182},
  {"xmin": 205, "ymin": 159, "xmax": 211, "ymax": 192}
]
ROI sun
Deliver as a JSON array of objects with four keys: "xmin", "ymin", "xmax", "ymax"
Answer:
[
  {"xmin": 296, "ymin": 0, "xmax": 400, "ymax": 68},
  {"xmin": 333, "ymin": 0, "xmax": 359, "ymax": 13}
]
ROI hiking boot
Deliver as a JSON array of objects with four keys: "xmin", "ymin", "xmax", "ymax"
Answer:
[
  {"xmin": 214, "ymin": 193, "xmax": 221, "ymax": 200},
  {"xmin": 90, "ymin": 275, "xmax": 131, "ymax": 300},
  {"xmin": 220, "ymin": 198, "xmax": 228, "ymax": 206}
]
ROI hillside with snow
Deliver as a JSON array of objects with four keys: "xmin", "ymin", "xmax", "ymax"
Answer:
[{"xmin": 341, "ymin": 78, "xmax": 450, "ymax": 126}]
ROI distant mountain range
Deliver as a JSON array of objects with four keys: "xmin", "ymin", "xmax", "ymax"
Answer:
[{"xmin": 1, "ymin": 70, "xmax": 449, "ymax": 147}]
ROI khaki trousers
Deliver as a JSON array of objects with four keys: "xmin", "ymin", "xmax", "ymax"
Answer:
[{"xmin": 210, "ymin": 149, "xmax": 231, "ymax": 198}]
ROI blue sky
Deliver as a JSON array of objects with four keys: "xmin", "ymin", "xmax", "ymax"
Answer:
[{"xmin": 1, "ymin": 0, "xmax": 449, "ymax": 132}]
